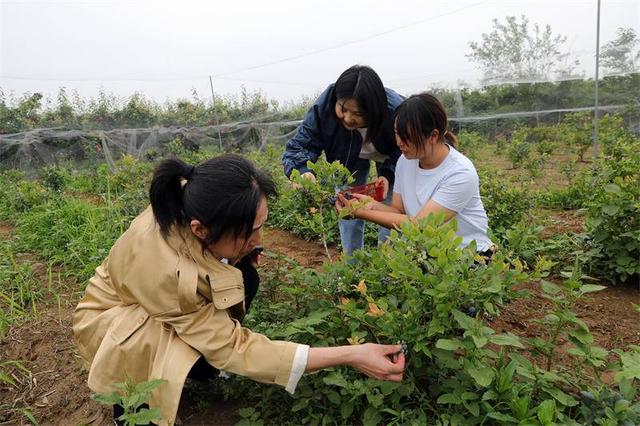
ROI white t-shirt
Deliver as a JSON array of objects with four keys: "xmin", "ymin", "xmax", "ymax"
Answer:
[
  {"xmin": 393, "ymin": 146, "xmax": 493, "ymax": 251},
  {"xmin": 357, "ymin": 128, "xmax": 389, "ymax": 162}
]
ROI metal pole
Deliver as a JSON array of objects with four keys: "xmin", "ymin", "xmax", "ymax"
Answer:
[
  {"xmin": 593, "ymin": 0, "xmax": 601, "ymax": 157},
  {"xmin": 209, "ymin": 75, "xmax": 223, "ymax": 152}
]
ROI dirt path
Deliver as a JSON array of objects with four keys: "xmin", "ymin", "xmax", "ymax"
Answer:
[
  {"xmin": 493, "ymin": 281, "xmax": 640, "ymax": 357},
  {"xmin": 0, "ymin": 307, "xmax": 112, "ymax": 425},
  {"xmin": 262, "ymin": 227, "xmax": 341, "ymax": 268}
]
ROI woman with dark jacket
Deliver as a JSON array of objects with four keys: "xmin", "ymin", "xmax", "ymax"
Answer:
[{"xmin": 282, "ymin": 65, "xmax": 404, "ymax": 259}]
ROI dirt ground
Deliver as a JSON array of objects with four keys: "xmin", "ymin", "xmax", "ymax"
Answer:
[{"xmin": 1, "ymin": 225, "xmax": 638, "ymax": 426}]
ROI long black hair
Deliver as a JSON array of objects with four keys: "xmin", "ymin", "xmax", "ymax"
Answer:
[
  {"xmin": 149, "ymin": 154, "xmax": 276, "ymax": 246},
  {"xmin": 330, "ymin": 65, "xmax": 388, "ymax": 142},
  {"xmin": 393, "ymin": 93, "xmax": 458, "ymax": 150}
]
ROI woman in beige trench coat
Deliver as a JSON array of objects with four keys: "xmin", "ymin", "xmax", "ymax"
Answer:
[{"xmin": 73, "ymin": 154, "xmax": 405, "ymax": 425}]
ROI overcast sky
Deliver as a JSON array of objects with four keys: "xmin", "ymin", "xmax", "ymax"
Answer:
[{"xmin": 1, "ymin": 0, "xmax": 638, "ymax": 105}]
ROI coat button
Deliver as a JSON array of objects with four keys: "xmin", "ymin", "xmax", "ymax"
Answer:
[{"xmin": 222, "ymin": 297, "xmax": 228, "ymax": 302}]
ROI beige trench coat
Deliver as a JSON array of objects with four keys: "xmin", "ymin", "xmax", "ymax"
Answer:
[{"xmin": 73, "ymin": 207, "xmax": 298, "ymax": 425}]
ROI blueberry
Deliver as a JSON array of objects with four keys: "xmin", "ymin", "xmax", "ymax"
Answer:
[
  {"xmin": 327, "ymin": 195, "xmax": 337, "ymax": 205},
  {"xmin": 467, "ymin": 306, "xmax": 477, "ymax": 317},
  {"xmin": 400, "ymin": 342, "xmax": 409, "ymax": 355}
]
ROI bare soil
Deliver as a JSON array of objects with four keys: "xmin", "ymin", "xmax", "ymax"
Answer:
[{"xmin": 1, "ymin": 225, "xmax": 639, "ymax": 425}]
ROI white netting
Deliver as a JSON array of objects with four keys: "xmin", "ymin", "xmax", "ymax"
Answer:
[{"xmin": 0, "ymin": 120, "xmax": 302, "ymax": 172}]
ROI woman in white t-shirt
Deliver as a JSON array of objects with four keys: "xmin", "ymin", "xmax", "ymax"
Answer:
[{"xmin": 336, "ymin": 93, "xmax": 494, "ymax": 254}]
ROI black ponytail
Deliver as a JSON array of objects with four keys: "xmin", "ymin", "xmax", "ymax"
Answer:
[
  {"xmin": 149, "ymin": 154, "xmax": 276, "ymax": 245},
  {"xmin": 149, "ymin": 157, "xmax": 194, "ymax": 238}
]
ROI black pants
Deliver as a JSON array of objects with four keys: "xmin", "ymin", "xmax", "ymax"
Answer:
[
  {"xmin": 113, "ymin": 255, "xmax": 260, "ymax": 423},
  {"xmin": 235, "ymin": 254, "xmax": 260, "ymax": 311}
]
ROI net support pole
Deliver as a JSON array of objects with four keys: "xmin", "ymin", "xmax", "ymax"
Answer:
[
  {"xmin": 209, "ymin": 75, "xmax": 223, "ymax": 151},
  {"xmin": 593, "ymin": 0, "xmax": 601, "ymax": 157}
]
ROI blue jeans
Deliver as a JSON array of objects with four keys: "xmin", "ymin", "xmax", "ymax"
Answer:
[{"xmin": 339, "ymin": 164, "xmax": 393, "ymax": 261}]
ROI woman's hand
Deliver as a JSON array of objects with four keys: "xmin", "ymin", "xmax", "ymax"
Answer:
[
  {"xmin": 306, "ymin": 343, "xmax": 405, "ymax": 382},
  {"xmin": 376, "ymin": 176, "xmax": 389, "ymax": 200},
  {"xmin": 347, "ymin": 343, "xmax": 405, "ymax": 382},
  {"xmin": 335, "ymin": 193, "xmax": 375, "ymax": 218},
  {"xmin": 301, "ymin": 172, "xmax": 317, "ymax": 184},
  {"xmin": 290, "ymin": 171, "xmax": 317, "ymax": 190}
]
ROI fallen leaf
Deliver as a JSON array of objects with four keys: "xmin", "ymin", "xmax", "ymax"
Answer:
[
  {"xmin": 355, "ymin": 279, "xmax": 367, "ymax": 295},
  {"xmin": 367, "ymin": 302, "xmax": 384, "ymax": 317},
  {"xmin": 347, "ymin": 336, "xmax": 365, "ymax": 345}
]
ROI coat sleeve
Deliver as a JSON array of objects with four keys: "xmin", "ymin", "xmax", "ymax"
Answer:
[
  {"xmin": 282, "ymin": 88, "xmax": 332, "ymax": 178},
  {"xmin": 154, "ymin": 299, "xmax": 301, "ymax": 388},
  {"xmin": 131, "ymin": 262, "xmax": 303, "ymax": 390}
]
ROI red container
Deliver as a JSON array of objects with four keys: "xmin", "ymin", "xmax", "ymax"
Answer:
[{"xmin": 342, "ymin": 181, "xmax": 385, "ymax": 201}]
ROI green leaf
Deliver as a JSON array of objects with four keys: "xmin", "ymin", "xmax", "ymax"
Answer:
[
  {"xmin": 0, "ymin": 371, "xmax": 16, "ymax": 386},
  {"xmin": 467, "ymin": 367, "xmax": 494, "ymax": 387},
  {"xmin": 291, "ymin": 398, "xmax": 309, "ymax": 412},
  {"xmin": 327, "ymin": 390, "xmax": 341, "ymax": 405},
  {"xmin": 602, "ymin": 204, "xmax": 620, "ymax": 215},
  {"xmin": 91, "ymin": 391, "xmax": 121, "ymax": 406},
  {"xmin": 490, "ymin": 333, "xmax": 524, "ymax": 348},
  {"xmin": 487, "ymin": 411, "xmax": 518, "ymax": 422},
  {"xmin": 546, "ymin": 387, "xmax": 578, "ymax": 407},
  {"xmin": 615, "ymin": 350, "xmax": 640, "ymax": 381},
  {"xmin": 126, "ymin": 408, "xmax": 164, "ymax": 425},
  {"xmin": 464, "ymin": 401, "xmax": 480, "ymax": 417},
  {"xmin": 238, "ymin": 408, "xmax": 256, "ymax": 418},
  {"xmin": 380, "ymin": 407, "xmax": 400, "ymax": 416},
  {"xmin": 567, "ymin": 347, "xmax": 587, "ymax": 357},
  {"xmin": 323, "ymin": 372, "xmax": 348, "ymax": 388},
  {"xmin": 437, "ymin": 393, "xmax": 461, "ymax": 404},
  {"xmin": 537, "ymin": 399, "xmax": 556, "ymax": 424},
  {"xmin": 614, "ymin": 399, "xmax": 630, "ymax": 414},
  {"xmin": 471, "ymin": 335, "xmax": 489, "ymax": 348},
  {"xmin": 341, "ymin": 402, "xmax": 354, "ymax": 419},
  {"xmin": 568, "ymin": 328, "xmax": 593, "ymax": 345},
  {"xmin": 134, "ymin": 379, "xmax": 166, "ymax": 394},
  {"xmin": 362, "ymin": 407, "xmax": 381, "ymax": 426},
  {"xmin": 461, "ymin": 392, "xmax": 479, "ymax": 401},
  {"xmin": 579, "ymin": 284, "xmax": 606, "ymax": 294},
  {"xmin": 540, "ymin": 281, "xmax": 560, "ymax": 295},
  {"xmin": 18, "ymin": 408, "xmax": 38, "ymax": 425},
  {"xmin": 436, "ymin": 338, "xmax": 463, "ymax": 351},
  {"xmin": 604, "ymin": 183, "xmax": 621, "ymax": 194},
  {"xmin": 452, "ymin": 309, "xmax": 476, "ymax": 330},
  {"xmin": 619, "ymin": 378, "xmax": 637, "ymax": 400},
  {"xmin": 366, "ymin": 391, "xmax": 384, "ymax": 407},
  {"xmin": 379, "ymin": 381, "xmax": 400, "ymax": 395},
  {"xmin": 482, "ymin": 390, "xmax": 497, "ymax": 401}
]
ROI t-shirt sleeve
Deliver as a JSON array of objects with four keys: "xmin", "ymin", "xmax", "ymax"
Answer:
[{"xmin": 431, "ymin": 169, "xmax": 478, "ymax": 213}]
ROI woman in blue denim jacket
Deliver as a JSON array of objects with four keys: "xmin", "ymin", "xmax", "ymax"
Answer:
[{"xmin": 282, "ymin": 65, "xmax": 404, "ymax": 259}]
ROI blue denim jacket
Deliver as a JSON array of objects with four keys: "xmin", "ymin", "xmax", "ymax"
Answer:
[{"xmin": 282, "ymin": 84, "xmax": 404, "ymax": 186}]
